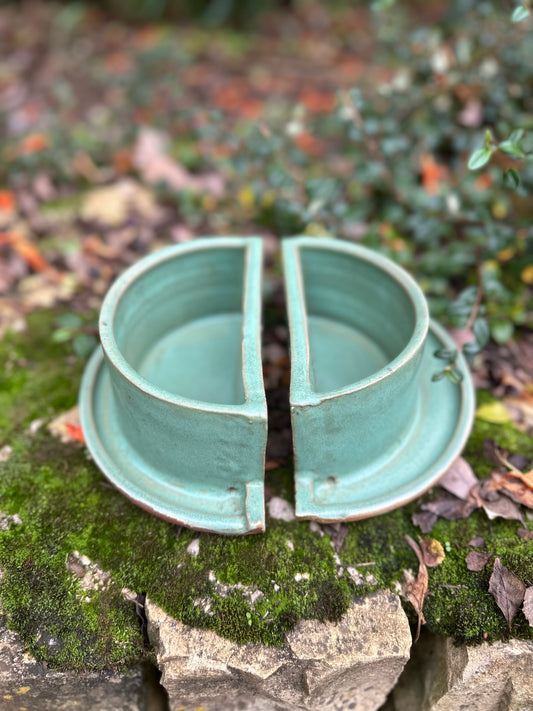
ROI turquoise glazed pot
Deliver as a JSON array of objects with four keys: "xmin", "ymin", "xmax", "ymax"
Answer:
[
  {"xmin": 79, "ymin": 237, "xmax": 268, "ymax": 534},
  {"xmin": 283, "ymin": 237, "xmax": 475, "ymax": 522}
]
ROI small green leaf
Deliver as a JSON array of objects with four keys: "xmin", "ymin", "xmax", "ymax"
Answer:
[
  {"xmin": 473, "ymin": 318, "xmax": 491, "ymax": 349},
  {"xmin": 432, "ymin": 370, "xmax": 447, "ymax": 382},
  {"xmin": 509, "ymin": 129, "xmax": 525, "ymax": 144},
  {"xmin": 52, "ymin": 327, "xmax": 73, "ymax": 344},
  {"xmin": 499, "ymin": 140, "xmax": 525, "ymax": 159},
  {"xmin": 445, "ymin": 366, "xmax": 464, "ymax": 385},
  {"xmin": 72, "ymin": 333, "xmax": 97, "ymax": 358},
  {"xmin": 511, "ymin": 5, "xmax": 530, "ymax": 22},
  {"xmin": 490, "ymin": 320, "xmax": 514, "ymax": 345},
  {"xmin": 504, "ymin": 168, "xmax": 520, "ymax": 189},
  {"xmin": 434, "ymin": 348, "xmax": 457, "ymax": 361},
  {"xmin": 56, "ymin": 313, "xmax": 83, "ymax": 329},
  {"xmin": 468, "ymin": 147, "xmax": 493, "ymax": 170},
  {"xmin": 476, "ymin": 401, "xmax": 511, "ymax": 424}
]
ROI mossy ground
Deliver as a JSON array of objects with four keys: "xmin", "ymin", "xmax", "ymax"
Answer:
[{"xmin": 1, "ymin": 311, "xmax": 532, "ymax": 672}]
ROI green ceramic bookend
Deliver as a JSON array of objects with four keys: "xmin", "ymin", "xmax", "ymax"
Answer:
[
  {"xmin": 282, "ymin": 237, "xmax": 475, "ymax": 522},
  {"xmin": 79, "ymin": 237, "xmax": 268, "ymax": 534}
]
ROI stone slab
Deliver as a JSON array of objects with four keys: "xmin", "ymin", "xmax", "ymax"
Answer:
[
  {"xmin": 0, "ymin": 620, "xmax": 144, "ymax": 711},
  {"xmin": 392, "ymin": 632, "xmax": 533, "ymax": 711},
  {"xmin": 146, "ymin": 590, "xmax": 412, "ymax": 711}
]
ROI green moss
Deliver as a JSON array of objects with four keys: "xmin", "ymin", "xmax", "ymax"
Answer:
[{"xmin": 1, "ymin": 311, "xmax": 533, "ymax": 672}]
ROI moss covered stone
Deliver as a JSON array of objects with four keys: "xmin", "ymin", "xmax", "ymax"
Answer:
[{"xmin": 1, "ymin": 310, "xmax": 532, "ymax": 672}]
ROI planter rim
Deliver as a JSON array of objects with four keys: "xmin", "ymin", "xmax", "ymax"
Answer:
[
  {"xmin": 98, "ymin": 236, "xmax": 266, "ymax": 417},
  {"xmin": 282, "ymin": 236, "xmax": 430, "ymax": 406}
]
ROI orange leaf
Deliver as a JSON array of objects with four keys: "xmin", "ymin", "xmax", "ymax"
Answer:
[
  {"xmin": 293, "ymin": 131, "xmax": 327, "ymax": 157},
  {"xmin": 475, "ymin": 173, "xmax": 493, "ymax": 191},
  {"xmin": 508, "ymin": 469, "xmax": 533, "ymax": 490},
  {"xmin": 65, "ymin": 423, "xmax": 85, "ymax": 444},
  {"xmin": 105, "ymin": 53, "xmax": 132, "ymax": 75},
  {"xmin": 0, "ymin": 190, "xmax": 16, "ymax": 212},
  {"xmin": 20, "ymin": 133, "xmax": 49, "ymax": 155},
  {"xmin": 420, "ymin": 153, "xmax": 448, "ymax": 195},
  {"xmin": 7, "ymin": 231, "xmax": 50, "ymax": 272},
  {"xmin": 299, "ymin": 89, "xmax": 337, "ymax": 113}
]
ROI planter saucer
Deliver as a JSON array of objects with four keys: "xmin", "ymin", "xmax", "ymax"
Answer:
[
  {"xmin": 79, "ymin": 347, "xmax": 265, "ymax": 534},
  {"xmin": 294, "ymin": 318, "xmax": 476, "ymax": 521}
]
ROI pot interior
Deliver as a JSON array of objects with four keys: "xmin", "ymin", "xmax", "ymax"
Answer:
[
  {"xmin": 299, "ymin": 246, "xmax": 418, "ymax": 394},
  {"xmin": 111, "ymin": 246, "xmax": 246, "ymax": 405}
]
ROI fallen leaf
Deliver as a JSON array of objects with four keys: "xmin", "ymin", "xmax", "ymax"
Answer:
[
  {"xmin": 484, "ymin": 472, "xmax": 533, "ymax": 509},
  {"xmin": 419, "ymin": 538, "xmax": 445, "ymax": 567},
  {"xmin": 19, "ymin": 132, "xmax": 49, "ymax": 156},
  {"xmin": 523, "ymin": 587, "xmax": 533, "ymax": 627},
  {"xmin": 65, "ymin": 423, "xmax": 85, "ymax": 444},
  {"xmin": 507, "ymin": 468, "xmax": 533, "ymax": 491},
  {"xmin": 323, "ymin": 522, "xmax": 349, "ymax": 553},
  {"xmin": 298, "ymin": 88, "xmax": 337, "ymax": 113},
  {"xmin": 133, "ymin": 128, "xmax": 224, "ymax": 196},
  {"xmin": 465, "ymin": 550, "xmax": 491, "ymax": 571},
  {"xmin": 403, "ymin": 534, "xmax": 428, "ymax": 641},
  {"xmin": 458, "ymin": 98, "xmax": 483, "ymax": 127},
  {"xmin": 421, "ymin": 496, "xmax": 477, "ymax": 521},
  {"xmin": 438, "ymin": 457, "xmax": 478, "ymax": 500},
  {"xmin": 420, "ymin": 153, "xmax": 448, "ymax": 195},
  {"xmin": 0, "ymin": 190, "xmax": 16, "ymax": 214},
  {"xmin": 412, "ymin": 510, "xmax": 437, "ymax": 533},
  {"xmin": 468, "ymin": 536, "xmax": 486, "ymax": 547},
  {"xmin": 481, "ymin": 493, "xmax": 525, "ymax": 524},
  {"xmin": 80, "ymin": 179, "xmax": 163, "ymax": 227},
  {"xmin": 517, "ymin": 527, "xmax": 533, "ymax": 541},
  {"xmin": 488, "ymin": 558, "xmax": 526, "ymax": 629},
  {"xmin": 47, "ymin": 406, "xmax": 84, "ymax": 445},
  {"xmin": 293, "ymin": 131, "xmax": 327, "ymax": 157},
  {"xmin": 475, "ymin": 401, "xmax": 511, "ymax": 424},
  {"xmin": 482, "ymin": 439, "xmax": 506, "ymax": 466},
  {"xmin": 5, "ymin": 231, "xmax": 50, "ymax": 273}
]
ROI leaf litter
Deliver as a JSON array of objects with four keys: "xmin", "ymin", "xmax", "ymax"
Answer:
[
  {"xmin": 402, "ymin": 535, "xmax": 429, "ymax": 641},
  {"xmin": 488, "ymin": 558, "xmax": 526, "ymax": 630}
]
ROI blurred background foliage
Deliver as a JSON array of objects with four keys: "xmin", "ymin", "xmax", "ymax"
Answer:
[{"xmin": 1, "ymin": 0, "xmax": 532, "ymax": 363}]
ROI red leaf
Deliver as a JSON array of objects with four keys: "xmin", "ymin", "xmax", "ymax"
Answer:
[
  {"xmin": 65, "ymin": 423, "xmax": 85, "ymax": 444},
  {"xmin": 420, "ymin": 153, "xmax": 448, "ymax": 195},
  {"xmin": 0, "ymin": 190, "xmax": 16, "ymax": 212}
]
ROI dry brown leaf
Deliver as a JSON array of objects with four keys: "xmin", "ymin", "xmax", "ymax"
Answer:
[
  {"xmin": 503, "ymin": 391, "xmax": 533, "ymax": 433},
  {"xmin": 517, "ymin": 527, "xmax": 533, "ymax": 541},
  {"xmin": 481, "ymin": 493, "xmax": 525, "ymax": 524},
  {"xmin": 465, "ymin": 550, "xmax": 491, "ymax": 572},
  {"xmin": 438, "ymin": 456, "xmax": 478, "ymax": 500},
  {"xmin": 133, "ymin": 128, "xmax": 224, "ymax": 196},
  {"xmin": 403, "ymin": 534, "xmax": 428, "ymax": 641},
  {"xmin": 419, "ymin": 538, "xmax": 445, "ymax": 567},
  {"xmin": 421, "ymin": 496, "xmax": 477, "ymax": 521},
  {"xmin": 481, "ymin": 472, "xmax": 533, "ymax": 509},
  {"xmin": 523, "ymin": 587, "xmax": 533, "ymax": 627},
  {"xmin": 508, "ymin": 468, "xmax": 533, "ymax": 490},
  {"xmin": 488, "ymin": 558, "xmax": 526, "ymax": 629},
  {"xmin": 412, "ymin": 511, "xmax": 437, "ymax": 534},
  {"xmin": 468, "ymin": 536, "xmax": 486, "ymax": 547}
]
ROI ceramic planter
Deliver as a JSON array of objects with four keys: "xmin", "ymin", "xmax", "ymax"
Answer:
[
  {"xmin": 79, "ymin": 237, "xmax": 268, "ymax": 534},
  {"xmin": 283, "ymin": 237, "xmax": 475, "ymax": 522}
]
